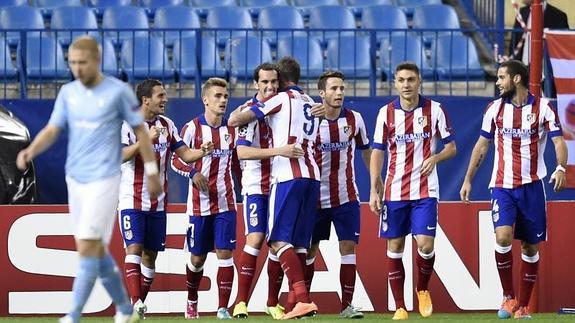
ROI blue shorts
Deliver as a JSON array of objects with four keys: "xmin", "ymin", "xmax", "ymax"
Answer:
[
  {"xmin": 379, "ymin": 198, "xmax": 438, "ymax": 239},
  {"xmin": 491, "ymin": 180, "xmax": 547, "ymax": 244},
  {"xmin": 268, "ymin": 178, "xmax": 319, "ymax": 249},
  {"xmin": 119, "ymin": 209, "xmax": 166, "ymax": 251},
  {"xmin": 242, "ymin": 194, "xmax": 268, "ymax": 235},
  {"xmin": 186, "ymin": 211, "xmax": 237, "ymax": 255},
  {"xmin": 313, "ymin": 201, "xmax": 361, "ymax": 244}
]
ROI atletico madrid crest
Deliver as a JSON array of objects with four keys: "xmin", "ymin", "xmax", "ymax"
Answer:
[
  {"xmin": 418, "ymin": 116, "xmax": 428, "ymax": 127},
  {"xmin": 125, "ymin": 230, "xmax": 133, "ymax": 240},
  {"xmin": 224, "ymin": 133, "xmax": 231, "ymax": 143},
  {"xmin": 250, "ymin": 217, "xmax": 258, "ymax": 227},
  {"xmin": 526, "ymin": 113, "xmax": 536, "ymax": 125},
  {"xmin": 343, "ymin": 125, "xmax": 351, "ymax": 134}
]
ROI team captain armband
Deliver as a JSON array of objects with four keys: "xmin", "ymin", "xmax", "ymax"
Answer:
[{"xmin": 144, "ymin": 161, "xmax": 158, "ymax": 176}]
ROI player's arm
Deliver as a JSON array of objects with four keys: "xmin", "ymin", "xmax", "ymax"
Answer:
[
  {"xmin": 133, "ymin": 124, "xmax": 162, "ymax": 198},
  {"xmin": 460, "ymin": 136, "xmax": 491, "ymax": 203},
  {"xmin": 549, "ymin": 135, "xmax": 567, "ymax": 192},
  {"xmin": 361, "ymin": 148, "xmax": 383, "ymax": 194},
  {"xmin": 228, "ymin": 105, "xmax": 257, "ymax": 127},
  {"xmin": 369, "ymin": 148, "xmax": 385, "ymax": 215},
  {"xmin": 174, "ymin": 142, "xmax": 214, "ymax": 163},
  {"xmin": 122, "ymin": 142, "xmax": 141, "ymax": 162},
  {"xmin": 16, "ymin": 124, "xmax": 61, "ymax": 171},
  {"xmin": 237, "ymin": 144, "xmax": 303, "ymax": 160},
  {"xmin": 421, "ymin": 141, "xmax": 457, "ymax": 176}
]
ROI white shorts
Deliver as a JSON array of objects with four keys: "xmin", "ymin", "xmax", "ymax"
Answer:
[{"xmin": 66, "ymin": 174, "xmax": 121, "ymax": 244}]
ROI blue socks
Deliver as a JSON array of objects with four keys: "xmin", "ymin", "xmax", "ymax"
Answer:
[
  {"xmin": 99, "ymin": 253, "xmax": 132, "ymax": 315},
  {"xmin": 69, "ymin": 257, "xmax": 99, "ymax": 322}
]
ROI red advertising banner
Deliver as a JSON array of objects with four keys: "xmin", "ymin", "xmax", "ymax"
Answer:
[{"xmin": 1, "ymin": 203, "xmax": 574, "ymax": 316}]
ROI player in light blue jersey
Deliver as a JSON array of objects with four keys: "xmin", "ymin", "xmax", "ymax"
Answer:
[{"xmin": 16, "ymin": 36, "xmax": 161, "ymax": 323}]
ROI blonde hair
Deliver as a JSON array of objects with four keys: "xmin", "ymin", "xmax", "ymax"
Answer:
[
  {"xmin": 201, "ymin": 77, "xmax": 228, "ymax": 97},
  {"xmin": 69, "ymin": 36, "xmax": 101, "ymax": 61}
]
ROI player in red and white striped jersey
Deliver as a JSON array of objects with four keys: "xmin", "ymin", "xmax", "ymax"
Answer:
[
  {"xmin": 171, "ymin": 78, "xmax": 239, "ymax": 320},
  {"xmin": 305, "ymin": 71, "xmax": 380, "ymax": 318},
  {"xmin": 460, "ymin": 60, "xmax": 567, "ymax": 319},
  {"xmin": 369, "ymin": 62, "xmax": 457, "ymax": 320},
  {"xmin": 229, "ymin": 57, "xmax": 322, "ymax": 319},
  {"xmin": 232, "ymin": 63, "xmax": 304, "ymax": 319},
  {"xmin": 118, "ymin": 79, "xmax": 212, "ymax": 318}
]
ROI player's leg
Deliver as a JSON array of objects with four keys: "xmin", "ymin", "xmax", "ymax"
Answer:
[
  {"xmin": 306, "ymin": 207, "xmax": 333, "ymax": 293},
  {"xmin": 184, "ymin": 216, "xmax": 211, "ymax": 319},
  {"xmin": 140, "ymin": 210, "xmax": 166, "ymax": 303},
  {"xmin": 265, "ymin": 250, "xmax": 285, "ymax": 319},
  {"xmin": 214, "ymin": 210, "xmax": 237, "ymax": 319},
  {"xmin": 118, "ymin": 209, "xmax": 146, "ymax": 305}
]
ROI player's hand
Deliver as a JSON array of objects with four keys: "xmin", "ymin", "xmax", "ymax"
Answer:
[
  {"xmin": 310, "ymin": 103, "xmax": 326, "ymax": 117},
  {"xmin": 549, "ymin": 168, "xmax": 566, "ymax": 192},
  {"xmin": 369, "ymin": 190, "xmax": 382, "ymax": 215},
  {"xmin": 146, "ymin": 174, "xmax": 162, "ymax": 198},
  {"xmin": 192, "ymin": 173, "xmax": 209, "ymax": 192},
  {"xmin": 16, "ymin": 149, "xmax": 33, "ymax": 171},
  {"xmin": 460, "ymin": 181, "xmax": 472, "ymax": 204},
  {"xmin": 278, "ymin": 143, "xmax": 304, "ymax": 158},
  {"xmin": 149, "ymin": 126, "xmax": 161, "ymax": 140},
  {"xmin": 421, "ymin": 155, "xmax": 437, "ymax": 177},
  {"xmin": 201, "ymin": 141, "xmax": 214, "ymax": 156}
]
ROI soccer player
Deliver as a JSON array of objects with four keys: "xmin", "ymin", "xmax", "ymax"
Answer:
[
  {"xmin": 118, "ymin": 79, "xmax": 213, "ymax": 319},
  {"xmin": 306, "ymin": 70, "xmax": 380, "ymax": 319},
  {"xmin": 15, "ymin": 36, "xmax": 161, "ymax": 323},
  {"xmin": 369, "ymin": 62, "xmax": 456, "ymax": 320},
  {"xmin": 229, "ymin": 56, "xmax": 322, "ymax": 319},
  {"xmin": 171, "ymin": 78, "xmax": 238, "ymax": 320},
  {"xmin": 460, "ymin": 60, "xmax": 567, "ymax": 319},
  {"xmin": 232, "ymin": 63, "xmax": 304, "ymax": 319}
]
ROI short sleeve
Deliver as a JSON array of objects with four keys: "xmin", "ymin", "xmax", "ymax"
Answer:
[
  {"xmin": 237, "ymin": 120, "xmax": 257, "ymax": 146},
  {"xmin": 480, "ymin": 101, "xmax": 498, "ymax": 140},
  {"xmin": 118, "ymin": 84, "xmax": 143, "ymax": 128},
  {"xmin": 120, "ymin": 122, "xmax": 135, "ymax": 146},
  {"xmin": 354, "ymin": 112, "xmax": 370, "ymax": 150},
  {"xmin": 372, "ymin": 106, "xmax": 388, "ymax": 151},
  {"xmin": 435, "ymin": 105, "xmax": 455, "ymax": 144},
  {"xmin": 167, "ymin": 119, "xmax": 185, "ymax": 151},
  {"xmin": 48, "ymin": 86, "xmax": 68, "ymax": 129},
  {"xmin": 250, "ymin": 92, "xmax": 285, "ymax": 119},
  {"xmin": 171, "ymin": 121, "xmax": 196, "ymax": 177},
  {"xmin": 541, "ymin": 100, "xmax": 563, "ymax": 138}
]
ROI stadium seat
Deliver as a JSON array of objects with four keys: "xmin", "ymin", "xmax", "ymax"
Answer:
[
  {"xmin": 396, "ymin": 0, "xmax": 441, "ymax": 6},
  {"xmin": 431, "ymin": 34, "xmax": 484, "ymax": 80},
  {"xmin": 102, "ymin": 6, "xmax": 149, "ymax": 46},
  {"xmin": 95, "ymin": 37, "xmax": 121, "ymax": 77},
  {"xmin": 120, "ymin": 36, "xmax": 174, "ymax": 82},
  {"xmin": 361, "ymin": 5, "xmax": 408, "ymax": 41},
  {"xmin": 0, "ymin": 38, "xmax": 17, "ymax": 80},
  {"xmin": 137, "ymin": 0, "xmax": 184, "ymax": 19},
  {"xmin": 326, "ymin": 35, "xmax": 371, "ymax": 78},
  {"xmin": 239, "ymin": 0, "xmax": 288, "ymax": 19},
  {"xmin": 0, "ymin": 6, "xmax": 45, "ymax": 47},
  {"xmin": 379, "ymin": 35, "xmax": 433, "ymax": 80},
  {"xmin": 412, "ymin": 4, "xmax": 461, "ymax": 44},
  {"xmin": 0, "ymin": 0, "xmax": 28, "ymax": 7},
  {"xmin": 188, "ymin": 0, "xmax": 237, "ymax": 19},
  {"xmin": 343, "ymin": 0, "xmax": 394, "ymax": 18},
  {"xmin": 18, "ymin": 36, "xmax": 69, "ymax": 81},
  {"xmin": 33, "ymin": 0, "xmax": 83, "ymax": 20},
  {"xmin": 205, "ymin": 7, "xmax": 255, "ymax": 48},
  {"xmin": 308, "ymin": 6, "xmax": 357, "ymax": 42},
  {"xmin": 50, "ymin": 6, "xmax": 99, "ymax": 47},
  {"xmin": 88, "ymin": 0, "xmax": 132, "ymax": 19},
  {"xmin": 224, "ymin": 36, "xmax": 272, "ymax": 80},
  {"xmin": 257, "ymin": 6, "xmax": 305, "ymax": 45},
  {"xmin": 291, "ymin": 0, "xmax": 340, "ymax": 19},
  {"xmin": 173, "ymin": 36, "xmax": 226, "ymax": 82},
  {"xmin": 153, "ymin": 6, "xmax": 200, "ymax": 47},
  {"xmin": 276, "ymin": 36, "xmax": 323, "ymax": 78}
]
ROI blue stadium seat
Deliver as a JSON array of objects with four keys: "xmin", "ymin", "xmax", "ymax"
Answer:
[
  {"xmin": 343, "ymin": 0, "xmax": 394, "ymax": 17},
  {"xmin": 0, "ymin": 6, "xmax": 45, "ymax": 47},
  {"xmin": 120, "ymin": 36, "xmax": 174, "ymax": 82},
  {"xmin": 102, "ymin": 6, "xmax": 149, "ymax": 46},
  {"xmin": 224, "ymin": 36, "xmax": 272, "ymax": 80},
  {"xmin": 308, "ymin": 6, "xmax": 356, "ymax": 42},
  {"xmin": 361, "ymin": 5, "xmax": 408, "ymax": 41},
  {"xmin": 326, "ymin": 35, "xmax": 371, "ymax": 78},
  {"xmin": 276, "ymin": 36, "xmax": 323, "ymax": 78},
  {"xmin": 239, "ymin": 0, "xmax": 287, "ymax": 19},
  {"xmin": 188, "ymin": 0, "xmax": 237, "ymax": 19},
  {"xmin": 396, "ymin": 0, "xmax": 441, "ymax": 6},
  {"xmin": 379, "ymin": 35, "xmax": 433, "ymax": 80},
  {"xmin": 206, "ymin": 7, "xmax": 254, "ymax": 48},
  {"xmin": 18, "ymin": 36, "xmax": 69, "ymax": 81},
  {"xmin": 138, "ymin": 0, "xmax": 184, "ymax": 19},
  {"xmin": 0, "ymin": 37, "xmax": 17, "ymax": 80},
  {"xmin": 0, "ymin": 0, "xmax": 28, "ymax": 7},
  {"xmin": 88, "ymin": 0, "xmax": 132, "ymax": 19},
  {"xmin": 257, "ymin": 6, "xmax": 305, "ymax": 45},
  {"xmin": 292, "ymin": 0, "xmax": 340, "ymax": 19},
  {"xmin": 33, "ymin": 0, "xmax": 83, "ymax": 20},
  {"xmin": 95, "ymin": 37, "xmax": 121, "ymax": 77},
  {"xmin": 431, "ymin": 34, "xmax": 484, "ymax": 80},
  {"xmin": 173, "ymin": 36, "xmax": 226, "ymax": 82},
  {"xmin": 50, "ymin": 6, "xmax": 99, "ymax": 47},
  {"xmin": 153, "ymin": 6, "xmax": 200, "ymax": 47},
  {"xmin": 412, "ymin": 4, "xmax": 461, "ymax": 44}
]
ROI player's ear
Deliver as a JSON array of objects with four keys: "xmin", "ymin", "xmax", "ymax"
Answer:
[{"xmin": 319, "ymin": 89, "xmax": 326, "ymax": 99}]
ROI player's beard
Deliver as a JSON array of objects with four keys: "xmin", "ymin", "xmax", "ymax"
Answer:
[{"xmin": 500, "ymin": 84, "xmax": 516, "ymax": 100}]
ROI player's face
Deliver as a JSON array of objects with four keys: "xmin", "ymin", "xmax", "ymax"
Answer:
[
  {"xmin": 496, "ymin": 67, "xmax": 516, "ymax": 99},
  {"xmin": 394, "ymin": 69, "xmax": 420, "ymax": 101},
  {"xmin": 320, "ymin": 77, "xmax": 345, "ymax": 109},
  {"xmin": 68, "ymin": 48, "xmax": 100, "ymax": 87},
  {"xmin": 254, "ymin": 69, "xmax": 279, "ymax": 100},
  {"xmin": 203, "ymin": 86, "xmax": 229, "ymax": 116},
  {"xmin": 146, "ymin": 85, "xmax": 168, "ymax": 116}
]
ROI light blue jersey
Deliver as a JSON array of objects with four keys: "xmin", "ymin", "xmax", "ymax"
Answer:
[{"xmin": 48, "ymin": 76, "xmax": 143, "ymax": 183}]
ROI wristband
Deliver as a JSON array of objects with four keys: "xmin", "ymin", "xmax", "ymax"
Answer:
[
  {"xmin": 555, "ymin": 165, "xmax": 566, "ymax": 173},
  {"xmin": 188, "ymin": 168, "xmax": 198, "ymax": 178},
  {"xmin": 144, "ymin": 161, "xmax": 158, "ymax": 176}
]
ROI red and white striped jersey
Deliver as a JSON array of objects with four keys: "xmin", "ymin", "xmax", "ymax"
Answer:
[
  {"xmin": 237, "ymin": 97, "xmax": 273, "ymax": 195},
  {"xmin": 373, "ymin": 96, "xmax": 454, "ymax": 201},
  {"xmin": 119, "ymin": 115, "xmax": 185, "ymax": 211},
  {"xmin": 480, "ymin": 93, "xmax": 563, "ymax": 188},
  {"xmin": 316, "ymin": 108, "xmax": 370, "ymax": 209},
  {"xmin": 250, "ymin": 86, "xmax": 320, "ymax": 184},
  {"xmin": 171, "ymin": 115, "xmax": 237, "ymax": 216}
]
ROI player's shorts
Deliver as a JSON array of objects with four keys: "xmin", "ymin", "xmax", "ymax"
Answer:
[
  {"xmin": 490, "ymin": 180, "xmax": 547, "ymax": 244},
  {"xmin": 313, "ymin": 201, "xmax": 361, "ymax": 244},
  {"xmin": 242, "ymin": 194, "xmax": 268, "ymax": 235},
  {"xmin": 118, "ymin": 209, "xmax": 166, "ymax": 251},
  {"xmin": 185, "ymin": 210, "xmax": 237, "ymax": 255},
  {"xmin": 66, "ymin": 174, "xmax": 120, "ymax": 245},
  {"xmin": 379, "ymin": 198, "xmax": 438, "ymax": 239},
  {"xmin": 268, "ymin": 178, "xmax": 320, "ymax": 249}
]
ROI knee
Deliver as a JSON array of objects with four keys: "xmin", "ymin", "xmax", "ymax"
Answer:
[{"xmin": 418, "ymin": 244, "xmax": 434, "ymax": 255}]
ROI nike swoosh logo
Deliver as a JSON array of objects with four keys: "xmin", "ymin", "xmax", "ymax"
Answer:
[
  {"xmin": 354, "ymin": 232, "xmax": 360, "ymax": 236},
  {"xmin": 537, "ymin": 232, "xmax": 544, "ymax": 237},
  {"xmin": 230, "ymin": 240, "xmax": 237, "ymax": 243},
  {"xmin": 497, "ymin": 261, "xmax": 511, "ymax": 266},
  {"xmin": 426, "ymin": 226, "xmax": 436, "ymax": 230},
  {"xmin": 389, "ymin": 271, "xmax": 401, "ymax": 275}
]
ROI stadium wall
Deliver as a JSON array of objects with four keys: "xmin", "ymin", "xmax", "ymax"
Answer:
[
  {"xmin": 1, "ymin": 202, "xmax": 574, "ymax": 316},
  {"xmin": 2, "ymin": 97, "xmax": 573, "ymax": 204}
]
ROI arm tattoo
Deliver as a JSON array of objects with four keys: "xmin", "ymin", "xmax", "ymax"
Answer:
[{"xmin": 475, "ymin": 154, "xmax": 484, "ymax": 168}]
